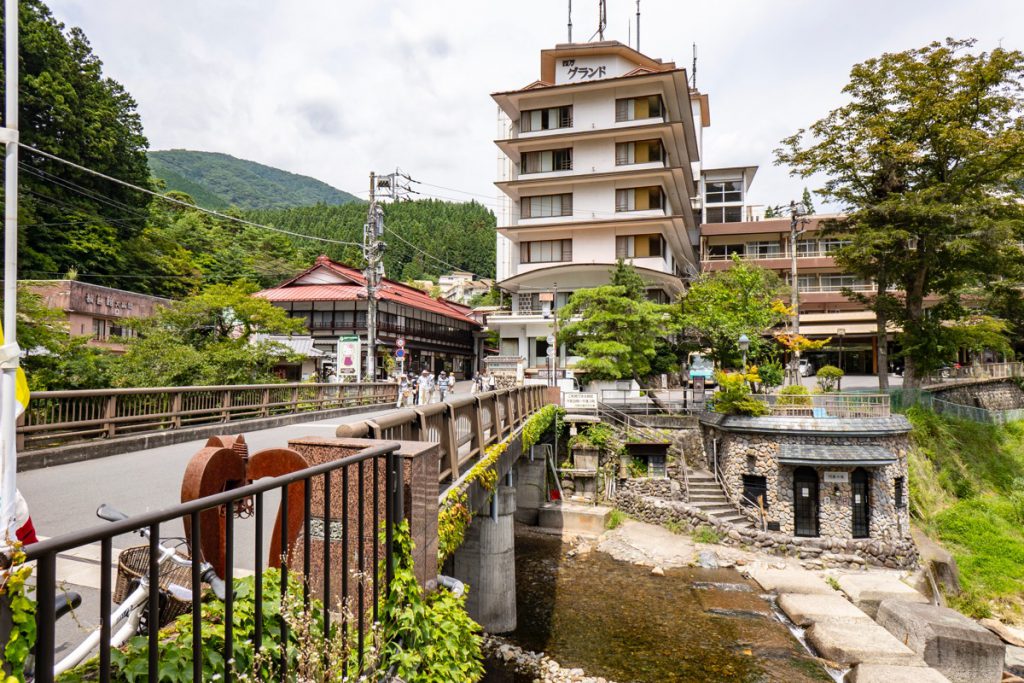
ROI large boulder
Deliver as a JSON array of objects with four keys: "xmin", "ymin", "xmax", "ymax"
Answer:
[
  {"xmin": 875, "ymin": 599, "xmax": 1004, "ymax": 683},
  {"xmin": 911, "ymin": 528, "xmax": 961, "ymax": 595}
]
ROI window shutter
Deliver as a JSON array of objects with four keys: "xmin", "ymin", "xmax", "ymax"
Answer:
[
  {"xmin": 562, "ymin": 240, "xmax": 572, "ymax": 261},
  {"xmin": 615, "ymin": 99, "xmax": 629, "ymax": 122},
  {"xmin": 615, "ymin": 143, "xmax": 629, "ymax": 165},
  {"xmin": 615, "ymin": 190, "xmax": 629, "ymax": 212},
  {"xmin": 562, "ymin": 194, "xmax": 573, "ymax": 216},
  {"xmin": 521, "ymin": 198, "xmax": 531, "ymax": 219},
  {"xmin": 615, "ymin": 237, "xmax": 629, "ymax": 259},
  {"xmin": 520, "ymin": 242, "xmax": 528, "ymax": 263}
]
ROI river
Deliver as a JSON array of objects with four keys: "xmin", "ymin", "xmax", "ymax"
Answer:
[{"xmin": 484, "ymin": 529, "xmax": 833, "ymax": 683}]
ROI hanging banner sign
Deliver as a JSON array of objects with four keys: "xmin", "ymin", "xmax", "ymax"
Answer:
[{"xmin": 336, "ymin": 335, "xmax": 361, "ymax": 380}]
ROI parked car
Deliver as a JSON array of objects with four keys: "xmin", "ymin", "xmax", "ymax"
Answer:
[{"xmin": 798, "ymin": 358, "xmax": 814, "ymax": 377}]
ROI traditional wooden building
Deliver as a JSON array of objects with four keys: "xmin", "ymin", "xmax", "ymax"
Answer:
[{"xmin": 256, "ymin": 255, "xmax": 482, "ymax": 379}]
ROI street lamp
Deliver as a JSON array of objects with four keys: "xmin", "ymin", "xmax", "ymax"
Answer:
[
  {"xmin": 738, "ymin": 333, "xmax": 750, "ymax": 370},
  {"xmin": 837, "ymin": 328, "xmax": 846, "ymax": 373}
]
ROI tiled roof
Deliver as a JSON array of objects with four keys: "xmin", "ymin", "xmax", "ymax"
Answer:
[
  {"xmin": 779, "ymin": 444, "xmax": 897, "ymax": 467},
  {"xmin": 255, "ymin": 255, "xmax": 480, "ymax": 326},
  {"xmin": 698, "ymin": 413, "xmax": 912, "ymax": 436},
  {"xmin": 250, "ymin": 334, "xmax": 325, "ymax": 357}
]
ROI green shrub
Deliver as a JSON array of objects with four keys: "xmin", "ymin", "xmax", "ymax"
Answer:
[
  {"xmin": 628, "ymin": 457, "xmax": 649, "ymax": 478},
  {"xmin": 606, "ymin": 509, "xmax": 628, "ymax": 530},
  {"xmin": 756, "ymin": 361, "xmax": 785, "ymax": 391},
  {"xmin": 776, "ymin": 384, "xmax": 812, "ymax": 407},
  {"xmin": 712, "ymin": 371, "xmax": 769, "ymax": 416},
  {"xmin": 693, "ymin": 526, "xmax": 721, "ymax": 544},
  {"xmin": 815, "ymin": 365, "xmax": 844, "ymax": 392}
]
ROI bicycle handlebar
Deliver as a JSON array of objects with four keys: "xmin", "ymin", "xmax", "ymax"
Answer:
[{"xmin": 95, "ymin": 502, "xmax": 226, "ymax": 602}]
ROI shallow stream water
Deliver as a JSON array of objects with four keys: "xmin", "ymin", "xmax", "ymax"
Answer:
[{"xmin": 484, "ymin": 530, "xmax": 833, "ymax": 683}]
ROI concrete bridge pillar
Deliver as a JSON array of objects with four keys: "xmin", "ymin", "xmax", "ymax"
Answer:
[
  {"xmin": 513, "ymin": 449, "xmax": 546, "ymax": 525},
  {"xmin": 452, "ymin": 484, "xmax": 517, "ymax": 633}
]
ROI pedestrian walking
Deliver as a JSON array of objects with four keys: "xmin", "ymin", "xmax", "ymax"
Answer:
[
  {"xmin": 417, "ymin": 370, "xmax": 432, "ymax": 406},
  {"xmin": 447, "ymin": 372, "xmax": 457, "ymax": 395},
  {"xmin": 471, "ymin": 371, "xmax": 482, "ymax": 394},
  {"xmin": 438, "ymin": 371, "xmax": 449, "ymax": 401},
  {"xmin": 486, "ymin": 371, "xmax": 497, "ymax": 392}
]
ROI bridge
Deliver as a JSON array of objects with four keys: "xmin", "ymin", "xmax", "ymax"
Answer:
[{"xmin": 16, "ymin": 381, "xmax": 550, "ymax": 677}]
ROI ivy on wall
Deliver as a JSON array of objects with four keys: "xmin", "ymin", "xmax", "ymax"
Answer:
[{"xmin": 2, "ymin": 546, "xmax": 35, "ymax": 683}]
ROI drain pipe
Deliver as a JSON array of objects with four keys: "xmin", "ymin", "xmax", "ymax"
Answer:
[{"xmin": 437, "ymin": 574, "xmax": 465, "ymax": 598}]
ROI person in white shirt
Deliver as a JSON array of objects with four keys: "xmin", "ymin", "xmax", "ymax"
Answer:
[{"xmin": 417, "ymin": 370, "xmax": 432, "ymax": 406}]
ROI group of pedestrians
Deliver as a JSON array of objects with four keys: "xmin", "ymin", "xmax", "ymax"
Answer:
[{"xmin": 397, "ymin": 369, "xmax": 456, "ymax": 407}]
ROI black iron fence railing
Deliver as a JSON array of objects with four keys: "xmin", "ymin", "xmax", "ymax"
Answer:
[{"xmin": 24, "ymin": 441, "xmax": 404, "ymax": 683}]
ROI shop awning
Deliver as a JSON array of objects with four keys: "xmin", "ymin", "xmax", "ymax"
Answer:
[{"xmin": 778, "ymin": 443, "xmax": 896, "ymax": 467}]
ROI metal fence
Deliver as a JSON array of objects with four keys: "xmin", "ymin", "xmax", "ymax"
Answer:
[
  {"xmin": 599, "ymin": 389, "xmax": 694, "ymax": 414},
  {"xmin": 25, "ymin": 441, "xmax": 404, "ymax": 683},
  {"xmin": 338, "ymin": 385, "xmax": 546, "ymax": 489},
  {"xmin": 19, "ymin": 382, "xmax": 398, "ymax": 450},
  {"xmin": 750, "ymin": 393, "xmax": 891, "ymax": 418},
  {"xmin": 921, "ymin": 361, "xmax": 1024, "ymax": 387},
  {"xmin": 893, "ymin": 389, "xmax": 1024, "ymax": 424}
]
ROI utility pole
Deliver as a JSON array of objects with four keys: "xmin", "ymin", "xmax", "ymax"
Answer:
[
  {"xmin": 363, "ymin": 173, "xmax": 383, "ymax": 382},
  {"xmin": 0, "ymin": 0, "xmax": 19, "ymax": 538},
  {"xmin": 362, "ymin": 169, "xmax": 413, "ymax": 383}
]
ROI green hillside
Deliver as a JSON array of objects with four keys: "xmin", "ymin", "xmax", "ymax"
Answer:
[{"xmin": 148, "ymin": 149, "xmax": 358, "ymax": 210}]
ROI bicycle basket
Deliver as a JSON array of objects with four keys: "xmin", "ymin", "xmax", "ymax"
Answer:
[{"xmin": 114, "ymin": 545, "xmax": 193, "ymax": 626}]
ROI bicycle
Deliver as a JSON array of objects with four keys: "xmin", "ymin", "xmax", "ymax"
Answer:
[{"xmin": 25, "ymin": 503, "xmax": 226, "ymax": 680}]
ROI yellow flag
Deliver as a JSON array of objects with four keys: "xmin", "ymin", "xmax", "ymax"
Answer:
[{"xmin": 0, "ymin": 322, "xmax": 29, "ymax": 416}]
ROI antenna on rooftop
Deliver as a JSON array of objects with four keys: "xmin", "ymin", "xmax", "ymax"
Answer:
[
  {"xmin": 567, "ymin": 0, "xmax": 572, "ymax": 42},
  {"xmin": 636, "ymin": 0, "xmax": 641, "ymax": 52},
  {"xmin": 598, "ymin": 0, "xmax": 606, "ymax": 41},
  {"xmin": 692, "ymin": 42, "xmax": 698, "ymax": 89}
]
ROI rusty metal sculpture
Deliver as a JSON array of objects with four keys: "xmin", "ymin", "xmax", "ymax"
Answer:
[{"xmin": 181, "ymin": 434, "xmax": 310, "ymax": 577}]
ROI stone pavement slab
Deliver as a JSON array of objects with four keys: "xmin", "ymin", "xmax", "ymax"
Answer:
[
  {"xmin": 745, "ymin": 563, "xmax": 835, "ymax": 595},
  {"xmin": 806, "ymin": 619, "xmax": 922, "ymax": 667},
  {"xmin": 844, "ymin": 663, "xmax": 951, "ymax": 683},
  {"xmin": 597, "ymin": 519, "xmax": 695, "ymax": 568},
  {"xmin": 835, "ymin": 571, "xmax": 929, "ymax": 618},
  {"xmin": 777, "ymin": 592, "xmax": 873, "ymax": 626},
  {"xmin": 876, "ymin": 600, "xmax": 1005, "ymax": 683}
]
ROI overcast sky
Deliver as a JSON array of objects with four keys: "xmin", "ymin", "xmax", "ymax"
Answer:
[{"xmin": 46, "ymin": 0, "xmax": 1024, "ymax": 213}]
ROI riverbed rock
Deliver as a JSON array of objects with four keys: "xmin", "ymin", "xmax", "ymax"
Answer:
[
  {"xmin": 875, "ymin": 600, "xmax": 1004, "ymax": 683},
  {"xmin": 980, "ymin": 619, "xmax": 1024, "ymax": 648},
  {"xmin": 777, "ymin": 593, "xmax": 873, "ymax": 626},
  {"xmin": 835, "ymin": 572, "xmax": 929, "ymax": 618},
  {"xmin": 843, "ymin": 663, "xmax": 952, "ymax": 682},
  {"xmin": 806, "ymin": 619, "xmax": 921, "ymax": 667},
  {"xmin": 697, "ymin": 550, "xmax": 719, "ymax": 569},
  {"xmin": 1006, "ymin": 645, "xmax": 1024, "ymax": 677},
  {"xmin": 651, "ymin": 566, "xmax": 665, "ymax": 576}
]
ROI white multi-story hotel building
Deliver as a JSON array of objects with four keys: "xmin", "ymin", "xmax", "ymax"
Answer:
[{"xmin": 489, "ymin": 41, "xmax": 708, "ymax": 375}]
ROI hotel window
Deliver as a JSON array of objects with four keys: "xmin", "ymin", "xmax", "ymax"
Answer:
[
  {"xmin": 521, "ymin": 193, "xmax": 573, "ymax": 219},
  {"xmin": 520, "ymin": 239, "xmax": 572, "ymax": 263},
  {"xmin": 820, "ymin": 274, "xmax": 862, "ymax": 291},
  {"xmin": 616, "ymin": 234, "xmax": 664, "ymax": 259},
  {"xmin": 706, "ymin": 243, "xmax": 745, "ymax": 259},
  {"xmin": 521, "ymin": 105, "xmax": 573, "ymax": 132},
  {"xmin": 615, "ymin": 139, "xmax": 664, "ymax": 165},
  {"xmin": 615, "ymin": 95, "xmax": 665, "ymax": 122},
  {"xmin": 615, "ymin": 186, "xmax": 664, "ymax": 212},
  {"xmin": 312, "ymin": 310, "xmax": 334, "ymax": 328},
  {"xmin": 92, "ymin": 318, "xmax": 107, "ymax": 340},
  {"xmin": 746, "ymin": 241, "xmax": 782, "ymax": 258},
  {"xmin": 705, "ymin": 180, "xmax": 743, "ymax": 204},
  {"xmin": 521, "ymin": 148, "xmax": 572, "ymax": 174},
  {"xmin": 704, "ymin": 206, "xmax": 743, "ymax": 223}
]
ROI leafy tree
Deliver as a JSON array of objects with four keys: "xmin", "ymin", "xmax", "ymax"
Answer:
[
  {"xmin": 557, "ymin": 261, "xmax": 679, "ymax": 381},
  {"xmin": 680, "ymin": 256, "xmax": 787, "ymax": 366},
  {"xmin": 777, "ymin": 39, "xmax": 1024, "ymax": 388},
  {"xmin": 801, "ymin": 187, "xmax": 816, "ymax": 215},
  {"xmin": 112, "ymin": 282, "xmax": 305, "ymax": 387}
]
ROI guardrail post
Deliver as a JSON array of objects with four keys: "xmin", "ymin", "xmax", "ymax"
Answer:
[
  {"xmin": 291, "ymin": 385, "xmax": 300, "ymax": 412},
  {"xmin": 260, "ymin": 388, "xmax": 271, "ymax": 417},
  {"xmin": 473, "ymin": 396, "xmax": 486, "ymax": 451},
  {"xmin": 104, "ymin": 395, "xmax": 117, "ymax": 438},
  {"xmin": 445, "ymin": 403, "xmax": 460, "ymax": 479},
  {"xmin": 171, "ymin": 392, "xmax": 183, "ymax": 429},
  {"xmin": 221, "ymin": 390, "xmax": 232, "ymax": 422}
]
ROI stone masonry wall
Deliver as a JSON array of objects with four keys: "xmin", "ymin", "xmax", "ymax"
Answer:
[
  {"xmin": 616, "ymin": 487, "xmax": 919, "ymax": 569},
  {"xmin": 931, "ymin": 379, "xmax": 1024, "ymax": 411},
  {"xmin": 700, "ymin": 427, "xmax": 912, "ymax": 543}
]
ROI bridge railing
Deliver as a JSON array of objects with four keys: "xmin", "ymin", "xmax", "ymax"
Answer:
[
  {"xmin": 339, "ymin": 385, "xmax": 546, "ymax": 487},
  {"xmin": 19, "ymin": 382, "xmax": 398, "ymax": 450},
  {"xmin": 921, "ymin": 361, "xmax": 1024, "ymax": 387}
]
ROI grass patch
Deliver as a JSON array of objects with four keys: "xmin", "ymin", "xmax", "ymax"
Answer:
[
  {"xmin": 693, "ymin": 526, "xmax": 721, "ymax": 544},
  {"xmin": 606, "ymin": 509, "xmax": 628, "ymax": 530},
  {"xmin": 825, "ymin": 576, "xmax": 841, "ymax": 592},
  {"xmin": 905, "ymin": 406, "xmax": 1024, "ymax": 620},
  {"xmin": 664, "ymin": 520, "xmax": 686, "ymax": 535}
]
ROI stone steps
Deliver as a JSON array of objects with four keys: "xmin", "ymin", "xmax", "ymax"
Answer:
[{"xmin": 685, "ymin": 468, "xmax": 755, "ymax": 530}]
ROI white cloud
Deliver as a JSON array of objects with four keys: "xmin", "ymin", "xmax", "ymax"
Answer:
[{"xmin": 46, "ymin": 0, "xmax": 1024, "ymax": 212}]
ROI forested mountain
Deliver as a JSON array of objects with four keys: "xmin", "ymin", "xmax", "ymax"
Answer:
[
  {"xmin": 148, "ymin": 150, "xmax": 358, "ymax": 210},
  {"xmin": 244, "ymin": 200, "xmax": 497, "ymax": 281}
]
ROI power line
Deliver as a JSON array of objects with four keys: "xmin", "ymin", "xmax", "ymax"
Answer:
[{"xmin": 18, "ymin": 144, "xmax": 363, "ymax": 249}]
